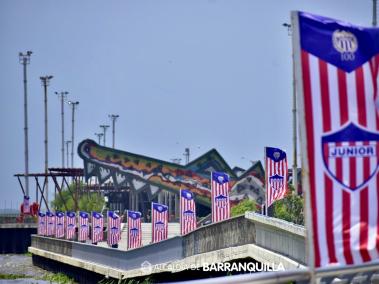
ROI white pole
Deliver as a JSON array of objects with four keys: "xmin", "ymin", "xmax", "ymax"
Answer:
[{"xmin": 291, "ymin": 10, "xmax": 316, "ymax": 283}]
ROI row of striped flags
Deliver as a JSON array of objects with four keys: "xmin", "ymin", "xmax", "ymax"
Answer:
[
  {"xmin": 37, "ymin": 169, "xmax": 291, "ymax": 247},
  {"xmin": 38, "ymin": 211, "xmax": 121, "ymax": 246},
  {"xmin": 37, "ymin": 180, "xmax": 234, "ymax": 248}
]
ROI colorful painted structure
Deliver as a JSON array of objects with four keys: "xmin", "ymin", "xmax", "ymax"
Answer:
[{"xmin": 78, "ymin": 139, "xmax": 264, "ymax": 217}]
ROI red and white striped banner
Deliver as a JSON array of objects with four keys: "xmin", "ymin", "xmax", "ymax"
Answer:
[
  {"xmin": 78, "ymin": 211, "xmax": 89, "ymax": 242},
  {"xmin": 180, "ymin": 189, "xmax": 197, "ymax": 235},
  {"xmin": 293, "ymin": 11, "xmax": 379, "ymax": 267},
  {"xmin": 55, "ymin": 211, "xmax": 65, "ymax": 238},
  {"xmin": 91, "ymin": 212, "xmax": 104, "ymax": 244},
  {"xmin": 46, "ymin": 211, "xmax": 55, "ymax": 237},
  {"xmin": 127, "ymin": 210, "xmax": 142, "ymax": 249},
  {"xmin": 66, "ymin": 211, "xmax": 76, "ymax": 240},
  {"xmin": 151, "ymin": 202, "xmax": 168, "ymax": 243},
  {"xmin": 265, "ymin": 147, "xmax": 288, "ymax": 208},
  {"xmin": 107, "ymin": 211, "xmax": 121, "ymax": 246},
  {"xmin": 211, "ymin": 172, "xmax": 230, "ymax": 223},
  {"xmin": 38, "ymin": 212, "xmax": 46, "ymax": 236}
]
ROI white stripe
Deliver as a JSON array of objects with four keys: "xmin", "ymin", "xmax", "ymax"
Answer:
[
  {"xmin": 346, "ymin": 70, "xmax": 358, "ymax": 125},
  {"xmin": 350, "ymin": 190, "xmax": 363, "ymax": 263},
  {"xmin": 309, "ymin": 54, "xmax": 328, "ymax": 266},
  {"xmin": 355, "ymin": 142, "xmax": 364, "ymax": 188}
]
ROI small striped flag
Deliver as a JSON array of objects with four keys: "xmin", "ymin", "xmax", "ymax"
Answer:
[
  {"xmin": 91, "ymin": 212, "xmax": 104, "ymax": 244},
  {"xmin": 23, "ymin": 196, "xmax": 30, "ymax": 214},
  {"xmin": 46, "ymin": 211, "xmax": 55, "ymax": 236},
  {"xmin": 151, "ymin": 202, "xmax": 168, "ymax": 243},
  {"xmin": 211, "ymin": 172, "xmax": 230, "ymax": 223},
  {"xmin": 66, "ymin": 211, "xmax": 76, "ymax": 240},
  {"xmin": 180, "ymin": 189, "xmax": 197, "ymax": 235},
  {"xmin": 38, "ymin": 212, "xmax": 46, "ymax": 236},
  {"xmin": 265, "ymin": 147, "xmax": 288, "ymax": 208},
  {"xmin": 127, "ymin": 210, "xmax": 142, "ymax": 249},
  {"xmin": 78, "ymin": 211, "xmax": 89, "ymax": 242},
  {"xmin": 55, "ymin": 211, "xmax": 65, "ymax": 238},
  {"xmin": 107, "ymin": 211, "xmax": 121, "ymax": 246}
]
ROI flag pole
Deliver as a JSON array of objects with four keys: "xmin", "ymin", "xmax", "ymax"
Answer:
[
  {"xmin": 264, "ymin": 147, "xmax": 268, "ymax": 216},
  {"xmin": 126, "ymin": 209, "xmax": 129, "ymax": 250},
  {"xmin": 210, "ymin": 172, "xmax": 213, "ymax": 223},
  {"xmin": 291, "ymin": 10, "xmax": 316, "ymax": 283},
  {"xmin": 151, "ymin": 202, "xmax": 154, "ymax": 244},
  {"xmin": 179, "ymin": 188, "xmax": 182, "ymax": 235}
]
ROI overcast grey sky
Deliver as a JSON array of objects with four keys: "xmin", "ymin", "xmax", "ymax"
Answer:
[{"xmin": 0, "ymin": 0, "xmax": 372, "ymax": 208}]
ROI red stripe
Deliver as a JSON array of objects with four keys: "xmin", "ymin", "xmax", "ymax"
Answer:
[
  {"xmin": 302, "ymin": 50, "xmax": 321, "ymax": 267},
  {"xmin": 319, "ymin": 59, "xmax": 337, "ymax": 263},
  {"xmin": 337, "ymin": 69, "xmax": 349, "ymax": 125},
  {"xmin": 356, "ymin": 67, "xmax": 367, "ymax": 126},
  {"xmin": 359, "ymin": 188, "xmax": 371, "ymax": 261},
  {"xmin": 342, "ymin": 191, "xmax": 353, "ymax": 264}
]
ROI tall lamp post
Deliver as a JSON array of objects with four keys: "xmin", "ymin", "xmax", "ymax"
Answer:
[
  {"xmin": 40, "ymin": 75, "xmax": 53, "ymax": 204},
  {"xmin": 19, "ymin": 51, "xmax": 32, "ymax": 197},
  {"xmin": 55, "ymin": 91, "xmax": 69, "ymax": 168},
  {"xmin": 94, "ymin": 133, "xmax": 104, "ymax": 145},
  {"xmin": 65, "ymin": 140, "xmax": 72, "ymax": 168},
  {"xmin": 68, "ymin": 101, "xmax": 79, "ymax": 168},
  {"xmin": 99, "ymin": 125, "xmax": 110, "ymax": 146},
  {"xmin": 108, "ymin": 114, "xmax": 119, "ymax": 148},
  {"xmin": 283, "ymin": 22, "xmax": 298, "ymax": 194}
]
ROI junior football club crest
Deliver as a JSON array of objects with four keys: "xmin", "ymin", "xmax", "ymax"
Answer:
[
  {"xmin": 215, "ymin": 194, "xmax": 228, "ymax": 208},
  {"xmin": 269, "ymin": 174, "xmax": 284, "ymax": 191},
  {"xmin": 94, "ymin": 225, "xmax": 102, "ymax": 233},
  {"xmin": 155, "ymin": 221, "xmax": 165, "ymax": 231},
  {"xmin": 183, "ymin": 210, "xmax": 195, "ymax": 221},
  {"xmin": 322, "ymin": 123, "xmax": 379, "ymax": 191},
  {"xmin": 110, "ymin": 226, "xmax": 119, "ymax": 234},
  {"xmin": 130, "ymin": 227, "xmax": 139, "ymax": 236}
]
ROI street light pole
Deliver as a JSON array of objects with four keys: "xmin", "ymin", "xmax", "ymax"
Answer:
[
  {"xmin": 108, "ymin": 114, "xmax": 119, "ymax": 148},
  {"xmin": 55, "ymin": 91, "xmax": 69, "ymax": 168},
  {"xmin": 65, "ymin": 140, "xmax": 71, "ymax": 168},
  {"xmin": 19, "ymin": 51, "xmax": 32, "ymax": 197},
  {"xmin": 68, "ymin": 101, "xmax": 79, "ymax": 168},
  {"xmin": 40, "ymin": 75, "xmax": 53, "ymax": 204},
  {"xmin": 99, "ymin": 125, "xmax": 110, "ymax": 146},
  {"xmin": 94, "ymin": 133, "xmax": 104, "ymax": 145},
  {"xmin": 283, "ymin": 23, "xmax": 298, "ymax": 194}
]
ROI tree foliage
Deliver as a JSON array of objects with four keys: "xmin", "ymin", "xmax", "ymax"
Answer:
[
  {"xmin": 272, "ymin": 184, "xmax": 304, "ymax": 225},
  {"xmin": 231, "ymin": 198, "xmax": 256, "ymax": 217},
  {"xmin": 51, "ymin": 182, "xmax": 105, "ymax": 212}
]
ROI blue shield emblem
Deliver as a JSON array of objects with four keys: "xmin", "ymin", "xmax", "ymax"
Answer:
[
  {"xmin": 183, "ymin": 210, "xmax": 195, "ymax": 221},
  {"xmin": 130, "ymin": 227, "xmax": 139, "ymax": 236},
  {"xmin": 269, "ymin": 174, "xmax": 284, "ymax": 191},
  {"xmin": 215, "ymin": 194, "xmax": 228, "ymax": 208},
  {"xmin": 322, "ymin": 123, "xmax": 379, "ymax": 191},
  {"xmin": 155, "ymin": 221, "xmax": 165, "ymax": 231},
  {"xmin": 110, "ymin": 226, "xmax": 119, "ymax": 234}
]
